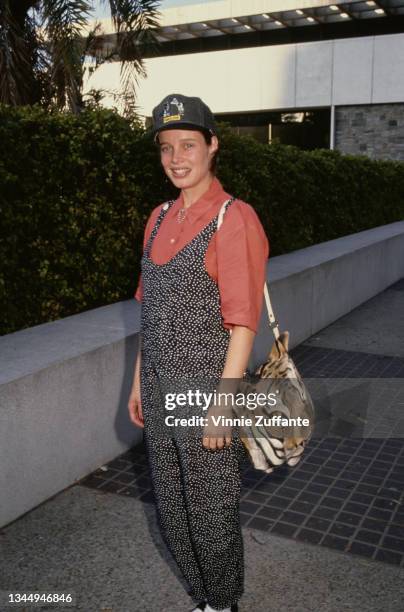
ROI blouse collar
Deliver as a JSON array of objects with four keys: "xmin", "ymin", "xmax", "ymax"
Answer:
[{"xmin": 174, "ymin": 176, "xmax": 229, "ymax": 225}]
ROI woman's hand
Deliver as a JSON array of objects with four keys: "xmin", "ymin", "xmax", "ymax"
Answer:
[
  {"xmin": 128, "ymin": 384, "xmax": 144, "ymax": 428},
  {"xmin": 129, "ymin": 338, "xmax": 144, "ymax": 428},
  {"xmin": 203, "ymin": 405, "xmax": 232, "ymax": 450}
]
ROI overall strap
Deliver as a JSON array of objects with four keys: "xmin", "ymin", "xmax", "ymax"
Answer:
[
  {"xmin": 216, "ymin": 196, "xmax": 237, "ymax": 230},
  {"xmin": 144, "ymin": 200, "xmax": 175, "ymax": 258},
  {"xmin": 217, "ymin": 197, "xmax": 280, "ymax": 342}
]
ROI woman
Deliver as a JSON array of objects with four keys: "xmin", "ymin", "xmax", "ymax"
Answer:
[{"xmin": 128, "ymin": 94, "xmax": 269, "ymax": 612}]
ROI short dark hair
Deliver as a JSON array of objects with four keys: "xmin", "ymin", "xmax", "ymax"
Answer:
[{"xmin": 156, "ymin": 128, "xmax": 219, "ymax": 175}]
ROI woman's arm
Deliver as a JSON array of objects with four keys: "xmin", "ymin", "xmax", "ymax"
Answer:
[
  {"xmin": 203, "ymin": 325, "xmax": 255, "ymax": 450},
  {"xmin": 128, "ymin": 336, "xmax": 144, "ymax": 428},
  {"xmin": 221, "ymin": 325, "xmax": 255, "ymax": 379},
  {"xmin": 128, "ymin": 204, "xmax": 163, "ymax": 426},
  {"xmin": 202, "ymin": 200, "xmax": 268, "ymax": 450}
]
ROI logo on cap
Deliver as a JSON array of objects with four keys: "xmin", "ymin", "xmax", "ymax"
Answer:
[{"xmin": 162, "ymin": 97, "xmax": 185, "ymax": 124}]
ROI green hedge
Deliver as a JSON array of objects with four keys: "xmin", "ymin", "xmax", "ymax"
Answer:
[{"xmin": 1, "ymin": 104, "xmax": 403, "ymax": 335}]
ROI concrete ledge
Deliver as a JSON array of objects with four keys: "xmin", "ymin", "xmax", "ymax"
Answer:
[
  {"xmin": 0, "ymin": 302, "xmax": 143, "ymax": 528},
  {"xmin": 250, "ymin": 221, "xmax": 404, "ymax": 364},
  {"xmin": 1, "ymin": 221, "xmax": 404, "ymax": 528}
]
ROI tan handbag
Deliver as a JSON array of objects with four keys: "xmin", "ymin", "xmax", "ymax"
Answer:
[{"xmin": 218, "ymin": 200, "xmax": 315, "ymax": 473}]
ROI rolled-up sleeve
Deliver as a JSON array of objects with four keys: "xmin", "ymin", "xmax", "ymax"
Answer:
[
  {"xmin": 216, "ymin": 202, "xmax": 269, "ymax": 334},
  {"xmin": 134, "ymin": 207, "xmax": 161, "ymax": 303}
]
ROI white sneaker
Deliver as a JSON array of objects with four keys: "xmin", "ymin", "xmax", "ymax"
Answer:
[
  {"xmin": 191, "ymin": 602, "xmax": 207, "ymax": 611},
  {"xmin": 205, "ymin": 604, "xmax": 232, "ymax": 612},
  {"xmin": 190, "ymin": 600, "xmax": 237, "ymax": 612}
]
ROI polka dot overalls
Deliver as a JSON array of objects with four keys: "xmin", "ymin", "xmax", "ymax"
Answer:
[{"xmin": 140, "ymin": 197, "xmax": 246, "ymax": 610}]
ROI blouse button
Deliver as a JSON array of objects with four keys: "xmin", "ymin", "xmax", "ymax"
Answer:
[{"xmin": 170, "ymin": 238, "xmax": 175, "ymax": 243}]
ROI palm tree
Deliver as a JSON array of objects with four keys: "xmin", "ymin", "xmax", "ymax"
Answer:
[{"xmin": 0, "ymin": 0, "xmax": 161, "ymax": 114}]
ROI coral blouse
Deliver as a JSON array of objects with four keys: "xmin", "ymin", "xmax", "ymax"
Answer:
[{"xmin": 135, "ymin": 177, "xmax": 269, "ymax": 333}]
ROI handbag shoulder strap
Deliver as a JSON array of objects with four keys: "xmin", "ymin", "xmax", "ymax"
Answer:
[
  {"xmin": 264, "ymin": 282, "xmax": 280, "ymax": 341},
  {"xmin": 217, "ymin": 199, "xmax": 280, "ymax": 342}
]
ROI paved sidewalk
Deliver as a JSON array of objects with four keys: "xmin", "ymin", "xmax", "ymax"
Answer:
[
  {"xmin": 1, "ymin": 485, "xmax": 403, "ymax": 612},
  {"xmin": 1, "ymin": 279, "xmax": 404, "ymax": 612}
]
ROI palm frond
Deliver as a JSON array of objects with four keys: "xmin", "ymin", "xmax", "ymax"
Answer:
[
  {"xmin": 41, "ymin": 0, "xmax": 93, "ymax": 112},
  {"xmin": 103, "ymin": 0, "xmax": 161, "ymax": 107},
  {"xmin": 0, "ymin": 0, "xmax": 162, "ymax": 114},
  {"xmin": 103, "ymin": 0, "xmax": 161, "ymax": 34}
]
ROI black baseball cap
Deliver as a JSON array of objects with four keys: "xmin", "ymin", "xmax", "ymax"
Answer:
[{"xmin": 152, "ymin": 93, "xmax": 217, "ymax": 141}]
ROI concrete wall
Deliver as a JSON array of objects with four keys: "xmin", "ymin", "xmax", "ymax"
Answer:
[
  {"xmin": 1, "ymin": 221, "xmax": 404, "ymax": 528},
  {"xmin": 250, "ymin": 221, "xmax": 404, "ymax": 367},
  {"xmin": 84, "ymin": 33, "xmax": 404, "ymax": 115},
  {"xmin": 0, "ymin": 303, "xmax": 143, "ymax": 528}
]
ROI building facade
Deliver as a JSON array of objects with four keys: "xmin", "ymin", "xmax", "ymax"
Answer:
[{"xmin": 85, "ymin": 0, "xmax": 404, "ymax": 160}]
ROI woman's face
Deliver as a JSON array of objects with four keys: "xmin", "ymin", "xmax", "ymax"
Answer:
[{"xmin": 158, "ymin": 129, "xmax": 218, "ymax": 190}]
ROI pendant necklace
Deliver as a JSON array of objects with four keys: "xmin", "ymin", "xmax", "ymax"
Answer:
[{"xmin": 177, "ymin": 207, "xmax": 187, "ymax": 224}]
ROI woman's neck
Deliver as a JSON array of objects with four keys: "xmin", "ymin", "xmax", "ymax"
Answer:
[{"xmin": 181, "ymin": 174, "xmax": 214, "ymax": 208}]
